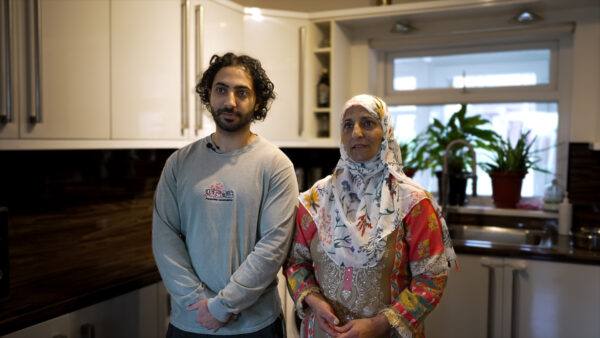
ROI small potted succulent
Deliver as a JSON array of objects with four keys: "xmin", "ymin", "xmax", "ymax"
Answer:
[{"xmin": 480, "ymin": 129, "xmax": 549, "ymax": 208}]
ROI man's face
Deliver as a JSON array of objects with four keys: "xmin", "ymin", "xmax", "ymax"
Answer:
[{"xmin": 209, "ymin": 66, "xmax": 258, "ymax": 133}]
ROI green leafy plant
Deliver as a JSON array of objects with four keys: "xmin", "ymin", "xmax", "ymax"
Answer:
[
  {"xmin": 412, "ymin": 104, "xmax": 499, "ymax": 176},
  {"xmin": 481, "ymin": 129, "xmax": 550, "ymax": 174},
  {"xmin": 398, "ymin": 139, "xmax": 420, "ymax": 170}
]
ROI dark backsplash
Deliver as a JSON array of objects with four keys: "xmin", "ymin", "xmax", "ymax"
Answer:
[
  {"xmin": 0, "ymin": 149, "xmax": 177, "ymax": 214},
  {"xmin": 0, "ymin": 147, "xmax": 340, "ymax": 214},
  {"xmin": 568, "ymin": 143, "xmax": 600, "ymax": 228}
]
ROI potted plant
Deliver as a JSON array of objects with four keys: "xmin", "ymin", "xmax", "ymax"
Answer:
[
  {"xmin": 398, "ymin": 139, "xmax": 420, "ymax": 178},
  {"xmin": 413, "ymin": 104, "xmax": 498, "ymax": 205},
  {"xmin": 481, "ymin": 129, "xmax": 549, "ymax": 208}
]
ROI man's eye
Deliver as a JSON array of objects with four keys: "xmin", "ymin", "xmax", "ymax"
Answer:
[
  {"xmin": 215, "ymin": 87, "xmax": 227, "ymax": 94},
  {"xmin": 343, "ymin": 122, "xmax": 353, "ymax": 130},
  {"xmin": 237, "ymin": 90, "xmax": 248, "ymax": 98}
]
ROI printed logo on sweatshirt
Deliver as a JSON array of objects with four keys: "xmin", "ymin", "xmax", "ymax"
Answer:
[{"xmin": 205, "ymin": 182, "xmax": 234, "ymax": 201}]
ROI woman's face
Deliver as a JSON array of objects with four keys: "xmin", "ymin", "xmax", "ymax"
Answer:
[{"xmin": 341, "ymin": 105, "xmax": 384, "ymax": 162}]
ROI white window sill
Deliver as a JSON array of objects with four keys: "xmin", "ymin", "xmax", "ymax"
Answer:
[{"xmin": 444, "ymin": 195, "xmax": 559, "ymax": 219}]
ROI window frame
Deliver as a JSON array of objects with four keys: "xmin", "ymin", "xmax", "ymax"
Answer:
[
  {"xmin": 382, "ymin": 40, "xmax": 560, "ymax": 106},
  {"xmin": 373, "ymin": 27, "xmax": 573, "ymax": 197}
]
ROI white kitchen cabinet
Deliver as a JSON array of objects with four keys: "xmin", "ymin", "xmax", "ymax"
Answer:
[
  {"xmin": 2, "ymin": 282, "xmax": 168, "ymax": 338},
  {"xmin": 1, "ymin": 313, "xmax": 71, "ymax": 338},
  {"xmin": 187, "ymin": 0, "xmax": 245, "ymax": 139},
  {"xmin": 111, "ymin": 0, "xmax": 246, "ymax": 142},
  {"xmin": 1, "ymin": 0, "xmax": 110, "ymax": 140},
  {"xmin": 426, "ymin": 254, "xmax": 600, "ymax": 338},
  {"xmin": 111, "ymin": 0, "xmax": 185, "ymax": 141},
  {"xmin": 242, "ymin": 10, "xmax": 309, "ymax": 144}
]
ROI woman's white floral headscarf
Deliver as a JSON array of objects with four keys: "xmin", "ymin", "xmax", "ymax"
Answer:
[{"xmin": 299, "ymin": 94, "xmax": 455, "ymax": 267}]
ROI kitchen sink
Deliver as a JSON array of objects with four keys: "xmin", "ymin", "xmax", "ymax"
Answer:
[{"xmin": 448, "ymin": 225, "xmax": 554, "ymax": 249}]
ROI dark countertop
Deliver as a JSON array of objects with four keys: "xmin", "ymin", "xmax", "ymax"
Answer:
[
  {"xmin": 453, "ymin": 234, "xmax": 600, "ymax": 265},
  {"xmin": 0, "ymin": 196, "xmax": 161, "ymax": 335},
  {"xmin": 1, "ymin": 197, "xmax": 599, "ymax": 335}
]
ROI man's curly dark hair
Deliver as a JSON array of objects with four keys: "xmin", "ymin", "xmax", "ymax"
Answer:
[{"xmin": 196, "ymin": 53, "xmax": 276, "ymax": 122}]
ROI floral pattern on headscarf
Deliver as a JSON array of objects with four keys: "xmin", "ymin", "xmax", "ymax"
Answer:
[{"xmin": 299, "ymin": 94, "xmax": 455, "ymax": 268}]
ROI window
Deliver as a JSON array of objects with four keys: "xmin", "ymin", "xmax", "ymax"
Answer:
[{"xmin": 381, "ymin": 40, "xmax": 566, "ymax": 198}]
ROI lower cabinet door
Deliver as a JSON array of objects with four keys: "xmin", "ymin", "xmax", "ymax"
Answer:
[
  {"xmin": 506, "ymin": 258, "xmax": 600, "ymax": 338},
  {"xmin": 71, "ymin": 283, "xmax": 161, "ymax": 338},
  {"xmin": 425, "ymin": 254, "xmax": 496, "ymax": 338},
  {"xmin": 2, "ymin": 314, "xmax": 71, "ymax": 338}
]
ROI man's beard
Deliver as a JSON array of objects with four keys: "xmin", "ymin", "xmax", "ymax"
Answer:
[{"xmin": 210, "ymin": 107, "xmax": 254, "ymax": 132}]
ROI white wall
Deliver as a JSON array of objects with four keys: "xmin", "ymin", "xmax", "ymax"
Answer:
[
  {"xmin": 341, "ymin": 4, "xmax": 600, "ymax": 143},
  {"xmin": 570, "ymin": 6, "xmax": 600, "ymax": 143}
]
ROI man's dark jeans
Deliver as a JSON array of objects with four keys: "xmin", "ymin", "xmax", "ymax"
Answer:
[{"xmin": 166, "ymin": 315, "xmax": 285, "ymax": 338}]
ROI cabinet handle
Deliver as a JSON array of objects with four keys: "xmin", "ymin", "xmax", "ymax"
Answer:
[
  {"xmin": 298, "ymin": 26, "xmax": 306, "ymax": 137},
  {"xmin": 26, "ymin": 0, "xmax": 42, "ymax": 124},
  {"xmin": 480, "ymin": 257, "xmax": 503, "ymax": 338},
  {"xmin": 509, "ymin": 261, "xmax": 527, "ymax": 338},
  {"xmin": 80, "ymin": 323, "xmax": 95, "ymax": 338},
  {"xmin": 194, "ymin": 4, "xmax": 203, "ymax": 135},
  {"xmin": 180, "ymin": 0, "xmax": 190, "ymax": 135},
  {"xmin": 0, "ymin": 0, "xmax": 12, "ymax": 124}
]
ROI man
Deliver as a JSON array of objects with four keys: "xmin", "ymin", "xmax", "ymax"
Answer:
[{"xmin": 152, "ymin": 52, "xmax": 298, "ymax": 337}]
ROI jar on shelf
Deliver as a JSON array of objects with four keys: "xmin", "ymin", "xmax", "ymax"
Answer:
[{"xmin": 316, "ymin": 68, "xmax": 330, "ymax": 108}]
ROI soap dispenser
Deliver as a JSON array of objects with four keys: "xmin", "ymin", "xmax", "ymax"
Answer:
[{"xmin": 558, "ymin": 192, "xmax": 572, "ymax": 236}]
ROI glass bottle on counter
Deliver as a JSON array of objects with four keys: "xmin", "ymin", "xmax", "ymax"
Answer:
[
  {"xmin": 317, "ymin": 68, "xmax": 330, "ymax": 108},
  {"xmin": 543, "ymin": 178, "xmax": 564, "ymax": 211}
]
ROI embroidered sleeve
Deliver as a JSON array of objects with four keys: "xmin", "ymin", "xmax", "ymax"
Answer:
[
  {"xmin": 284, "ymin": 204, "xmax": 321, "ymax": 318},
  {"xmin": 385, "ymin": 199, "xmax": 449, "ymax": 337}
]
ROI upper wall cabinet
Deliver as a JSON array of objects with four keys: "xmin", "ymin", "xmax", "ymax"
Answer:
[
  {"xmin": 188, "ymin": 0, "xmax": 244, "ymax": 140},
  {"xmin": 0, "ymin": 0, "xmax": 110, "ymax": 140},
  {"xmin": 242, "ymin": 10, "xmax": 309, "ymax": 144},
  {"xmin": 110, "ymin": 0, "xmax": 245, "ymax": 142},
  {"xmin": 111, "ymin": 0, "xmax": 185, "ymax": 140}
]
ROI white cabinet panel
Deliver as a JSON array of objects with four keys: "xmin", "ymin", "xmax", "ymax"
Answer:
[
  {"xmin": 505, "ymin": 258, "xmax": 600, "ymax": 338},
  {"xmin": 2, "ymin": 282, "xmax": 166, "ymax": 338},
  {"xmin": 111, "ymin": 0, "xmax": 184, "ymax": 140},
  {"xmin": 426, "ymin": 254, "xmax": 600, "ymax": 338},
  {"xmin": 425, "ymin": 254, "xmax": 492, "ymax": 338},
  {"xmin": 243, "ymin": 13, "xmax": 308, "ymax": 143},
  {"xmin": 2, "ymin": 313, "xmax": 71, "ymax": 338},
  {"xmin": 71, "ymin": 283, "xmax": 161, "ymax": 338},
  {"xmin": 2, "ymin": 0, "xmax": 110, "ymax": 140}
]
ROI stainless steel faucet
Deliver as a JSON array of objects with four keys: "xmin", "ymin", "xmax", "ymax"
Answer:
[{"xmin": 441, "ymin": 139, "xmax": 478, "ymax": 217}]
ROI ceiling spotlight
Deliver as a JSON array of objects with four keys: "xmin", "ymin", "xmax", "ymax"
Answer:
[
  {"xmin": 391, "ymin": 22, "xmax": 415, "ymax": 33},
  {"xmin": 511, "ymin": 10, "xmax": 543, "ymax": 24}
]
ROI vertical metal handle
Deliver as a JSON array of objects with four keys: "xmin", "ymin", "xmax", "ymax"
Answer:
[
  {"xmin": 80, "ymin": 323, "xmax": 96, "ymax": 338},
  {"xmin": 298, "ymin": 26, "xmax": 306, "ymax": 137},
  {"xmin": 180, "ymin": 0, "xmax": 190, "ymax": 135},
  {"xmin": 0, "ymin": 0, "xmax": 12, "ymax": 124},
  {"xmin": 194, "ymin": 4, "xmax": 203, "ymax": 135},
  {"xmin": 27, "ymin": 0, "xmax": 42, "ymax": 124},
  {"xmin": 510, "ymin": 261, "xmax": 527, "ymax": 338},
  {"xmin": 480, "ymin": 257, "xmax": 503, "ymax": 338}
]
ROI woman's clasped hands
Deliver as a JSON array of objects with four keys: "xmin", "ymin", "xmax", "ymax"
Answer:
[{"xmin": 305, "ymin": 293, "xmax": 390, "ymax": 338}]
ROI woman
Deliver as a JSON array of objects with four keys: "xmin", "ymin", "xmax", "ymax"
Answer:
[{"xmin": 285, "ymin": 94, "xmax": 456, "ymax": 338}]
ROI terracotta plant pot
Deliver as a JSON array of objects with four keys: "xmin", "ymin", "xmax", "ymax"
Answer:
[
  {"xmin": 490, "ymin": 172, "xmax": 526, "ymax": 209},
  {"xmin": 403, "ymin": 168, "xmax": 417, "ymax": 178}
]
